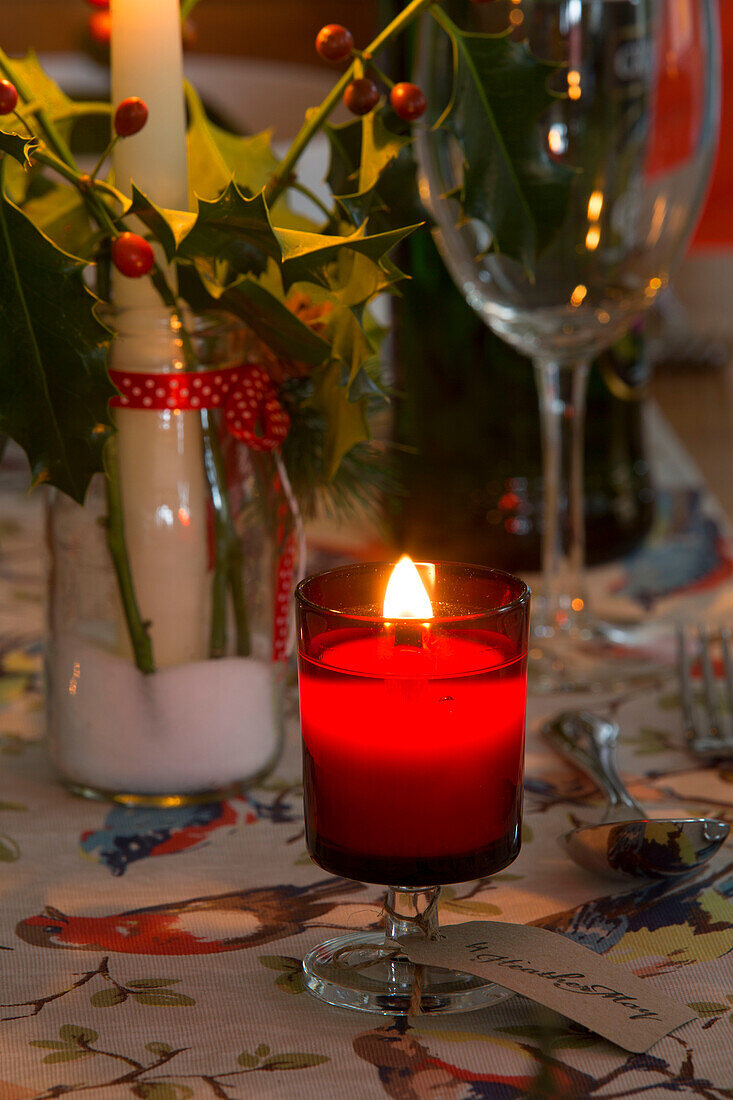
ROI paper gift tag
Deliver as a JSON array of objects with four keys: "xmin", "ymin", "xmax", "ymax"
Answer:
[{"xmin": 397, "ymin": 921, "xmax": 696, "ymax": 1052}]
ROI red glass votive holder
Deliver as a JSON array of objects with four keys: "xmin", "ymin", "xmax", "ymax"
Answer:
[{"xmin": 295, "ymin": 560, "xmax": 530, "ymax": 1016}]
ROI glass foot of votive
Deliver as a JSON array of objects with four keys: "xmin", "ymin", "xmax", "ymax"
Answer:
[{"xmin": 302, "ymin": 931, "xmax": 511, "ymax": 1016}]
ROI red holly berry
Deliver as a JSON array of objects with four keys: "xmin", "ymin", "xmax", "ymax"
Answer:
[
  {"xmin": 343, "ymin": 77, "xmax": 379, "ymax": 117},
  {"xmin": 88, "ymin": 10, "xmax": 111, "ymax": 45},
  {"xmin": 114, "ymin": 97, "xmax": 149, "ymax": 138},
  {"xmin": 85, "ymin": 0, "xmax": 110, "ymax": 7},
  {"xmin": 111, "ymin": 233, "xmax": 154, "ymax": 279},
  {"xmin": 0, "ymin": 80, "xmax": 18, "ymax": 116},
  {"xmin": 390, "ymin": 82, "xmax": 427, "ymax": 121},
  {"xmin": 315, "ymin": 24, "xmax": 354, "ymax": 63}
]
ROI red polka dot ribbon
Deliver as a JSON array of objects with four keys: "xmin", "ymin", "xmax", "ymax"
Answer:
[
  {"xmin": 109, "ymin": 364, "xmax": 290, "ymax": 452},
  {"xmin": 273, "ymin": 529, "xmax": 298, "ymax": 662}
]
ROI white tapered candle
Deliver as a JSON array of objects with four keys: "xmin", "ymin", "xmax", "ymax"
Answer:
[
  {"xmin": 110, "ymin": 0, "xmax": 209, "ymax": 668},
  {"xmin": 111, "ymin": 0, "xmax": 188, "ymax": 213}
]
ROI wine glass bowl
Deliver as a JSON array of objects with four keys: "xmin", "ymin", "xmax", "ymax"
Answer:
[
  {"xmin": 416, "ymin": 0, "xmax": 720, "ymax": 689},
  {"xmin": 295, "ymin": 560, "xmax": 530, "ymax": 1014}
]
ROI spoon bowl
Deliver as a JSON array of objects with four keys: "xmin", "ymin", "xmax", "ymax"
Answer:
[
  {"xmin": 562, "ymin": 817, "xmax": 729, "ymax": 881},
  {"xmin": 543, "ymin": 711, "xmax": 729, "ymax": 881}
]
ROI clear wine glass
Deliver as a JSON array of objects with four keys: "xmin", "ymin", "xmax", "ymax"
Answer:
[
  {"xmin": 295, "ymin": 559, "xmax": 530, "ymax": 1014},
  {"xmin": 415, "ymin": 0, "xmax": 720, "ymax": 691}
]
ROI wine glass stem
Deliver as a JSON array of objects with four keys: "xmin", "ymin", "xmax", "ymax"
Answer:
[
  {"xmin": 384, "ymin": 886, "xmax": 441, "ymax": 941},
  {"xmin": 533, "ymin": 357, "xmax": 591, "ymax": 635}
]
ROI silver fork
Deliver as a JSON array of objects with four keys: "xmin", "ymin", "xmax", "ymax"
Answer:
[{"xmin": 677, "ymin": 624, "xmax": 733, "ymax": 759}]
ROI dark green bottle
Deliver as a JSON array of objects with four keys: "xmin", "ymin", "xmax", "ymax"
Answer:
[
  {"xmin": 380, "ymin": 0, "xmax": 654, "ymax": 571},
  {"xmin": 386, "ymin": 227, "xmax": 654, "ymax": 571}
]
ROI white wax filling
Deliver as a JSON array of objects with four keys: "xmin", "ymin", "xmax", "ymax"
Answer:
[{"xmin": 48, "ymin": 638, "xmax": 280, "ymax": 793}]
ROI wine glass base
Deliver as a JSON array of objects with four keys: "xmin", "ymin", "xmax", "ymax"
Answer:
[
  {"xmin": 529, "ymin": 617, "xmax": 677, "ymax": 693},
  {"xmin": 302, "ymin": 931, "xmax": 511, "ymax": 1016}
]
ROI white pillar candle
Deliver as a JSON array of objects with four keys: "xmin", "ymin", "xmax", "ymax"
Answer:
[
  {"xmin": 110, "ymin": 0, "xmax": 209, "ymax": 668},
  {"xmin": 111, "ymin": 0, "xmax": 188, "ymax": 212}
]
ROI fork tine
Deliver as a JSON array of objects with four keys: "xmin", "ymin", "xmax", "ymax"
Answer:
[
  {"xmin": 698, "ymin": 625, "xmax": 722, "ymax": 740},
  {"xmin": 677, "ymin": 624, "xmax": 698, "ymax": 747}
]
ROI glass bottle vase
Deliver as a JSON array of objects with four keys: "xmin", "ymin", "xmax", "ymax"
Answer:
[{"xmin": 46, "ymin": 309, "xmax": 304, "ymax": 804}]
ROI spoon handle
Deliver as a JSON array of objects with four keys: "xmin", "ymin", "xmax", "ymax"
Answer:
[{"xmin": 543, "ymin": 711, "xmax": 647, "ymax": 822}]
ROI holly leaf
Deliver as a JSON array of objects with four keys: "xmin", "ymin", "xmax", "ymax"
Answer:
[
  {"xmin": 10, "ymin": 51, "xmax": 75, "ymax": 127},
  {"xmin": 185, "ymin": 80, "xmax": 237, "ymax": 203},
  {"xmin": 327, "ymin": 303, "xmax": 374, "ymax": 387},
  {"xmin": 0, "ymin": 192, "xmax": 114, "ymax": 502},
  {"xmin": 328, "ymin": 111, "xmax": 419, "ymax": 232},
  {"xmin": 0, "ymin": 52, "xmax": 75, "ymax": 206},
  {"xmin": 21, "ymin": 182, "xmax": 94, "ymax": 258},
  {"xmin": 325, "ymin": 118, "xmax": 362, "ymax": 200},
  {"xmin": 128, "ymin": 185, "xmax": 193, "ymax": 260},
  {"xmin": 276, "ymin": 220, "xmax": 417, "ymax": 291},
  {"xmin": 175, "ymin": 183, "xmax": 281, "ymax": 277},
  {"xmin": 328, "ymin": 249, "xmax": 404, "ymax": 311},
  {"xmin": 286, "ymin": 251, "xmax": 396, "ymax": 392},
  {"xmin": 326, "ymin": 116, "xmax": 424, "ymax": 233},
  {"xmin": 433, "ymin": 8, "xmax": 573, "ymax": 268},
  {"xmin": 197, "ymin": 269, "xmax": 330, "ymax": 366},
  {"xmin": 186, "ymin": 81, "xmax": 282, "ymax": 202},
  {"xmin": 0, "ymin": 128, "xmax": 38, "ymax": 168},
  {"xmin": 0, "ymin": 130, "xmax": 40, "ymax": 209},
  {"xmin": 186, "ymin": 81, "xmax": 315, "ymax": 233},
  {"xmin": 358, "ymin": 110, "xmax": 412, "ymax": 196},
  {"xmin": 312, "ymin": 361, "xmax": 371, "ymax": 478}
]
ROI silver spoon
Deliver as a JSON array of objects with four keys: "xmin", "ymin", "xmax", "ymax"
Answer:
[{"xmin": 542, "ymin": 710, "xmax": 729, "ymax": 881}]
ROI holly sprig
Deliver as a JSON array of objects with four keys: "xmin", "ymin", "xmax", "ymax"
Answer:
[{"xmin": 0, "ymin": 0, "xmax": 572, "ymax": 508}]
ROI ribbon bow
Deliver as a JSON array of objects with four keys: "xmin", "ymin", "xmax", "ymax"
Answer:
[{"xmin": 109, "ymin": 363, "xmax": 290, "ymax": 452}]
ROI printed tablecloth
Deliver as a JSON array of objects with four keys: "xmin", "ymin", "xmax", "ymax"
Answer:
[{"xmin": 0, "ymin": 433, "xmax": 732, "ymax": 1100}]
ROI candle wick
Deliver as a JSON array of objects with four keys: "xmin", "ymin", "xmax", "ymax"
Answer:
[{"xmin": 394, "ymin": 622, "xmax": 423, "ymax": 648}]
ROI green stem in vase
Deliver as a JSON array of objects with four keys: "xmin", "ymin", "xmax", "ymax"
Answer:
[
  {"xmin": 200, "ymin": 409, "xmax": 229, "ymax": 658},
  {"xmin": 227, "ymin": 533, "xmax": 251, "ymax": 658},
  {"xmin": 174, "ymin": 320, "xmax": 228, "ymax": 657},
  {"xmin": 249, "ymin": 449, "xmax": 293, "ymax": 656},
  {"xmin": 200, "ymin": 409, "xmax": 251, "ymax": 659},
  {"xmin": 266, "ymin": 0, "xmax": 436, "ymax": 206},
  {"xmin": 103, "ymin": 437, "xmax": 156, "ymax": 675},
  {"xmin": 176, "ymin": 318, "xmax": 251, "ymax": 661}
]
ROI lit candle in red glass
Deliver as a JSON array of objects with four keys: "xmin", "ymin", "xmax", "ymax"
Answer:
[{"xmin": 296, "ymin": 558, "xmax": 530, "ymax": 887}]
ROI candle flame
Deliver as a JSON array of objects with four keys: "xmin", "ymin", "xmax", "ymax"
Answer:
[{"xmin": 383, "ymin": 555, "xmax": 433, "ymax": 619}]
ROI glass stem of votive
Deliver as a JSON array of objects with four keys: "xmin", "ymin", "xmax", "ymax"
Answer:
[{"xmin": 384, "ymin": 886, "xmax": 441, "ymax": 941}]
